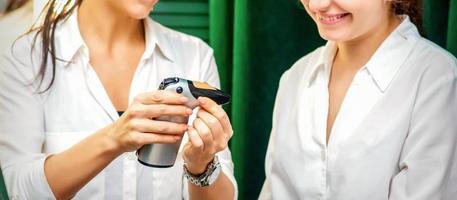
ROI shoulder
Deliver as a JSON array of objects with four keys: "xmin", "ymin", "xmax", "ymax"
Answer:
[
  {"xmin": 0, "ymin": 30, "xmax": 47, "ymax": 95},
  {"xmin": 406, "ymin": 37, "xmax": 457, "ymax": 91},
  {"xmin": 0, "ymin": 1, "xmax": 33, "ymax": 54},
  {"xmin": 409, "ymin": 37, "xmax": 457, "ymax": 82},
  {"xmin": 0, "ymin": 30, "xmax": 40, "ymax": 80}
]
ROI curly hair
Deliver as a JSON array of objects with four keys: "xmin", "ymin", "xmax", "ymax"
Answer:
[{"xmin": 391, "ymin": 0, "xmax": 423, "ymax": 32}]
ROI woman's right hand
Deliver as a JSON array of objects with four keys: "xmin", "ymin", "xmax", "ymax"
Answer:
[{"xmin": 106, "ymin": 90, "xmax": 193, "ymax": 153}]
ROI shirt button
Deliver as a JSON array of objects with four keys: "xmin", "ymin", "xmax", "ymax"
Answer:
[{"xmin": 321, "ymin": 150, "xmax": 326, "ymax": 161}]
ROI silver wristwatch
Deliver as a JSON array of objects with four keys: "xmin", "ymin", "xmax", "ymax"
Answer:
[{"xmin": 183, "ymin": 156, "xmax": 221, "ymax": 187}]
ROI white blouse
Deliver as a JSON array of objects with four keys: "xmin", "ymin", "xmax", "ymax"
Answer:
[
  {"xmin": 0, "ymin": 11, "xmax": 237, "ymax": 200},
  {"xmin": 259, "ymin": 17, "xmax": 457, "ymax": 200}
]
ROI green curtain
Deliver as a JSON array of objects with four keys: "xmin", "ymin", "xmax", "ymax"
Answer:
[
  {"xmin": 210, "ymin": 0, "xmax": 324, "ymax": 199},
  {"xmin": 447, "ymin": 0, "xmax": 457, "ymax": 55},
  {"xmin": 209, "ymin": 0, "xmax": 457, "ymax": 200},
  {"xmin": 209, "ymin": 0, "xmax": 233, "ymax": 113},
  {"xmin": 0, "ymin": 1, "xmax": 456, "ymax": 200},
  {"xmin": 423, "ymin": 0, "xmax": 450, "ymax": 47},
  {"xmin": 230, "ymin": 1, "xmax": 324, "ymax": 199},
  {"xmin": 0, "ymin": 169, "xmax": 6, "ymax": 200}
]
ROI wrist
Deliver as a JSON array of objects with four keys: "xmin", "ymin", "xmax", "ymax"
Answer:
[
  {"xmin": 184, "ymin": 156, "xmax": 221, "ymax": 187},
  {"xmin": 185, "ymin": 157, "xmax": 214, "ymax": 175},
  {"xmin": 96, "ymin": 125, "xmax": 124, "ymax": 156}
]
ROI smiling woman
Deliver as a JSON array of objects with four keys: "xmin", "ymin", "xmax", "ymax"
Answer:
[{"xmin": 259, "ymin": 0, "xmax": 457, "ymax": 199}]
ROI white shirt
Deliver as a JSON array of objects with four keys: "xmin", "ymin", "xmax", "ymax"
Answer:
[
  {"xmin": 259, "ymin": 17, "xmax": 457, "ymax": 200},
  {"xmin": 0, "ymin": 1, "xmax": 33, "ymax": 54},
  {"xmin": 0, "ymin": 10, "xmax": 237, "ymax": 200}
]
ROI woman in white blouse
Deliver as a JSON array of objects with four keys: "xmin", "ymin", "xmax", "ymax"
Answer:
[
  {"xmin": 260, "ymin": 0, "xmax": 457, "ymax": 199},
  {"xmin": 0, "ymin": 0, "xmax": 236, "ymax": 199}
]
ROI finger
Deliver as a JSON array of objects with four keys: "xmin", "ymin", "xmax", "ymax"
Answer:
[
  {"xmin": 132, "ymin": 132, "xmax": 181, "ymax": 146},
  {"xmin": 129, "ymin": 118, "xmax": 188, "ymax": 135},
  {"xmin": 193, "ymin": 118, "xmax": 215, "ymax": 152},
  {"xmin": 134, "ymin": 90, "xmax": 188, "ymax": 105},
  {"xmin": 128, "ymin": 104, "xmax": 193, "ymax": 119},
  {"xmin": 196, "ymin": 109, "xmax": 226, "ymax": 146},
  {"xmin": 198, "ymin": 97, "xmax": 232, "ymax": 134},
  {"xmin": 187, "ymin": 127, "xmax": 204, "ymax": 152}
]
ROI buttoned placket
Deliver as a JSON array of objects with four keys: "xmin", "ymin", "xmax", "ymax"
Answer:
[
  {"xmin": 326, "ymin": 66, "xmax": 378, "ymax": 200},
  {"xmin": 80, "ymin": 42, "xmax": 156, "ymax": 199},
  {"xmin": 315, "ymin": 64, "xmax": 330, "ymax": 200},
  {"xmin": 316, "ymin": 61, "xmax": 372, "ymax": 200},
  {"xmin": 124, "ymin": 55, "xmax": 153, "ymax": 200}
]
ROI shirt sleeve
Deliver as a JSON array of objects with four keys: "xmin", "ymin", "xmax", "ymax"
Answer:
[
  {"xmin": 181, "ymin": 40, "xmax": 238, "ymax": 200},
  {"xmin": 0, "ymin": 52, "xmax": 55, "ymax": 199},
  {"xmin": 389, "ymin": 67, "xmax": 457, "ymax": 199},
  {"xmin": 198, "ymin": 42, "xmax": 220, "ymax": 89},
  {"xmin": 258, "ymin": 70, "xmax": 290, "ymax": 200}
]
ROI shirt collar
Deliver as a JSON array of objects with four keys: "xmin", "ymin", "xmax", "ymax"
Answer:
[
  {"xmin": 305, "ymin": 15, "xmax": 419, "ymax": 92},
  {"xmin": 54, "ymin": 10, "xmax": 175, "ymax": 65},
  {"xmin": 142, "ymin": 17, "xmax": 175, "ymax": 62},
  {"xmin": 54, "ymin": 10, "xmax": 84, "ymax": 64},
  {"xmin": 306, "ymin": 41, "xmax": 338, "ymax": 88},
  {"xmin": 365, "ymin": 15, "xmax": 419, "ymax": 92}
]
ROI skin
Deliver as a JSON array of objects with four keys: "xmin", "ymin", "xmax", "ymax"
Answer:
[
  {"xmin": 43, "ymin": 0, "xmax": 234, "ymax": 199},
  {"xmin": 300, "ymin": 0, "xmax": 401, "ymax": 144}
]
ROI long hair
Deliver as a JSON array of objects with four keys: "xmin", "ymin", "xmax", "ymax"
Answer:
[
  {"xmin": 30, "ymin": 0, "xmax": 82, "ymax": 93},
  {"xmin": 5, "ymin": 0, "xmax": 29, "ymax": 13}
]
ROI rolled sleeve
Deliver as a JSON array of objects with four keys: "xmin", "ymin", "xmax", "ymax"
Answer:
[
  {"xmin": 201, "ymin": 45, "xmax": 238, "ymax": 199},
  {"xmin": 217, "ymin": 147, "xmax": 238, "ymax": 200},
  {"xmin": 0, "ymin": 53, "xmax": 54, "ymax": 199},
  {"xmin": 181, "ymin": 41, "xmax": 238, "ymax": 199}
]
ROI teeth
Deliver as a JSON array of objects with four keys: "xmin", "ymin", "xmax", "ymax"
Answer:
[{"xmin": 318, "ymin": 14, "xmax": 346, "ymax": 22}]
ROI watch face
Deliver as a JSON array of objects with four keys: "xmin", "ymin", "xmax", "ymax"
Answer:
[{"xmin": 184, "ymin": 156, "xmax": 222, "ymax": 187}]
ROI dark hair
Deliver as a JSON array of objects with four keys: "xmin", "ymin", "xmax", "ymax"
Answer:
[
  {"xmin": 5, "ymin": 0, "xmax": 29, "ymax": 13},
  {"xmin": 391, "ymin": 0, "xmax": 423, "ymax": 33},
  {"xmin": 29, "ymin": 0, "xmax": 82, "ymax": 92}
]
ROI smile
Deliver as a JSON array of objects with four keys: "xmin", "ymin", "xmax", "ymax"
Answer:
[{"xmin": 317, "ymin": 13, "xmax": 350, "ymax": 25}]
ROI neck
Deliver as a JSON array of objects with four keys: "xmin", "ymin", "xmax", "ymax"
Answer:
[
  {"xmin": 335, "ymin": 14, "xmax": 401, "ymax": 69},
  {"xmin": 78, "ymin": 0, "xmax": 144, "ymax": 54}
]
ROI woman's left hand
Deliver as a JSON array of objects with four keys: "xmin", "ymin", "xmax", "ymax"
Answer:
[{"xmin": 182, "ymin": 97, "xmax": 233, "ymax": 175}]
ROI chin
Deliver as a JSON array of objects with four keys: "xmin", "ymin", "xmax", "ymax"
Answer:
[
  {"xmin": 130, "ymin": 11, "xmax": 152, "ymax": 19},
  {"xmin": 127, "ymin": 4, "xmax": 154, "ymax": 19},
  {"xmin": 130, "ymin": 12, "xmax": 151, "ymax": 19},
  {"xmin": 317, "ymin": 29, "xmax": 353, "ymax": 42}
]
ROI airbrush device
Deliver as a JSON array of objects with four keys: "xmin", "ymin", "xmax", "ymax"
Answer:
[{"xmin": 137, "ymin": 77, "xmax": 230, "ymax": 168}]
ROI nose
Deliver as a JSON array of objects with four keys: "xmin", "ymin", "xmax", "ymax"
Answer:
[{"xmin": 307, "ymin": 0, "xmax": 332, "ymax": 12}]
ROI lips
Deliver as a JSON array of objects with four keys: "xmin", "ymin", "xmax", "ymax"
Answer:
[{"xmin": 317, "ymin": 13, "xmax": 350, "ymax": 25}]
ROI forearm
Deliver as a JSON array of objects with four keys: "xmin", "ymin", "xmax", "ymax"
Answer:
[
  {"xmin": 44, "ymin": 125, "xmax": 122, "ymax": 199},
  {"xmin": 188, "ymin": 171, "xmax": 235, "ymax": 200}
]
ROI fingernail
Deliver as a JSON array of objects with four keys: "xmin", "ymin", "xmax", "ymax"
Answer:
[
  {"xmin": 181, "ymin": 97, "xmax": 188, "ymax": 102},
  {"xmin": 186, "ymin": 108, "xmax": 193, "ymax": 115}
]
